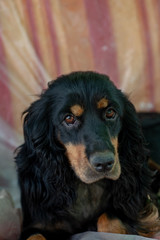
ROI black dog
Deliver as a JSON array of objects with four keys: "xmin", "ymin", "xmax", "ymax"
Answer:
[{"xmin": 15, "ymin": 71, "xmax": 160, "ymax": 240}]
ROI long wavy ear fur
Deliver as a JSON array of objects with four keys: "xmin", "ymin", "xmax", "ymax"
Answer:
[
  {"xmin": 119, "ymin": 97, "xmax": 149, "ymax": 165},
  {"xmin": 112, "ymin": 94, "xmax": 158, "ymax": 233},
  {"xmin": 15, "ymin": 92, "xmax": 75, "ymax": 226}
]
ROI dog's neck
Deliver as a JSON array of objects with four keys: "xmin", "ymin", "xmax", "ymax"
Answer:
[{"xmin": 67, "ymin": 179, "xmax": 110, "ymax": 230}]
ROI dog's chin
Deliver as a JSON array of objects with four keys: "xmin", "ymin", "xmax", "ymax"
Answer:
[{"xmin": 77, "ymin": 160, "xmax": 121, "ymax": 184}]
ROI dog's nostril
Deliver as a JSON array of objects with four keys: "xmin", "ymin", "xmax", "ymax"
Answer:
[
  {"xmin": 106, "ymin": 160, "xmax": 114, "ymax": 170},
  {"xmin": 95, "ymin": 163, "xmax": 104, "ymax": 172},
  {"xmin": 107, "ymin": 160, "xmax": 114, "ymax": 168}
]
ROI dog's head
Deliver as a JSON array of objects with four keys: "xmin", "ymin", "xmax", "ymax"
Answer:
[
  {"xmin": 20, "ymin": 71, "xmax": 146, "ymax": 184},
  {"xmin": 52, "ymin": 72, "xmax": 123, "ymax": 183}
]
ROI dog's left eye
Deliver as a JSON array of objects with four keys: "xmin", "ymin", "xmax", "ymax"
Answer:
[
  {"xmin": 64, "ymin": 115, "xmax": 76, "ymax": 125},
  {"xmin": 105, "ymin": 108, "xmax": 116, "ymax": 119}
]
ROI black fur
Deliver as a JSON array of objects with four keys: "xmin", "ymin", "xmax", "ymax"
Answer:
[
  {"xmin": 15, "ymin": 71, "xmax": 159, "ymax": 240},
  {"xmin": 138, "ymin": 112, "xmax": 160, "ymax": 195}
]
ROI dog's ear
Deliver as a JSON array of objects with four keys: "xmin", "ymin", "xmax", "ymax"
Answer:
[
  {"xmin": 15, "ymin": 94, "xmax": 75, "ymax": 223},
  {"xmin": 116, "ymin": 96, "xmax": 159, "ymax": 234},
  {"xmin": 118, "ymin": 96, "xmax": 150, "ymax": 187},
  {"xmin": 22, "ymin": 96, "xmax": 52, "ymax": 154},
  {"xmin": 114, "ymin": 96, "xmax": 152, "ymax": 220},
  {"xmin": 119, "ymin": 97, "xmax": 148, "ymax": 163}
]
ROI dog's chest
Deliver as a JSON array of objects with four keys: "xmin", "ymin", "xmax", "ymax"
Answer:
[{"xmin": 69, "ymin": 181, "xmax": 108, "ymax": 224}]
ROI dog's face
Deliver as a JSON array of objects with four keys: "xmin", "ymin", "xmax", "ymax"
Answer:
[{"xmin": 48, "ymin": 72, "xmax": 124, "ymax": 184}]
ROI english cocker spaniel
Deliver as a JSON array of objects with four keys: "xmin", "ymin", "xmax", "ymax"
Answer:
[{"xmin": 15, "ymin": 71, "xmax": 160, "ymax": 240}]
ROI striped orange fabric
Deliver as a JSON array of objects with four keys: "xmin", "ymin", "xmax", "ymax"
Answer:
[{"xmin": 0, "ymin": 0, "xmax": 160, "ymax": 150}]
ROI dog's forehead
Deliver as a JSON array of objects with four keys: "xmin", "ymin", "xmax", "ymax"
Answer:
[
  {"xmin": 50, "ymin": 73, "xmax": 123, "ymax": 114},
  {"xmin": 64, "ymin": 92, "xmax": 109, "ymax": 109},
  {"xmin": 64, "ymin": 83, "xmax": 119, "ymax": 107}
]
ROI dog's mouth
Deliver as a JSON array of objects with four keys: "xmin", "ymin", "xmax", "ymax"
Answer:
[{"xmin": 65, "ymin": 143, "xmax": 121, "ymax": 184}]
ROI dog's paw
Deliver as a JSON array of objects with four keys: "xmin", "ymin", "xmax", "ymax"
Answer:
[{"xmin": 27, "ymin": 234, "xmax": 46, "ymax": 240}]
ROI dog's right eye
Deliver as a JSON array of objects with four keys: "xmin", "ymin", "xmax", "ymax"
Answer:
[{"xmin": 64, "ymin": 115, "xmax": 76, "ymax": 125}]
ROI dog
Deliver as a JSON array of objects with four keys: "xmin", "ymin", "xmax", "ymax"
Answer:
[{"xmin": 15, "ymin": 71, "xmax": 160, "ymax": 240}]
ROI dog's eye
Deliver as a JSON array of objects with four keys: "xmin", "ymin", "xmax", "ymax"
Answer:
[
  {"xmin": 105, "ymin": 108, "xmax": 116, "ymax": 119},
  {"xmin": 64, "ymin": 115, "xmax": 76, "ymax": 125}
]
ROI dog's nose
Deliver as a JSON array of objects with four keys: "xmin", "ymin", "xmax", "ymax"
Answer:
[{"xmin": 90, "ymin": 152, "xmax": 114, "ymax": 173}]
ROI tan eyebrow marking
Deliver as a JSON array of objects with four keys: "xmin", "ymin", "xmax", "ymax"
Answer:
[
  {"xmin": 97, "ymin": 98, "xmax": 109, "ymax": 109},
  {"xmin": 70, "ymin": 104, "xmax": 84, "ymax": 117}
]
